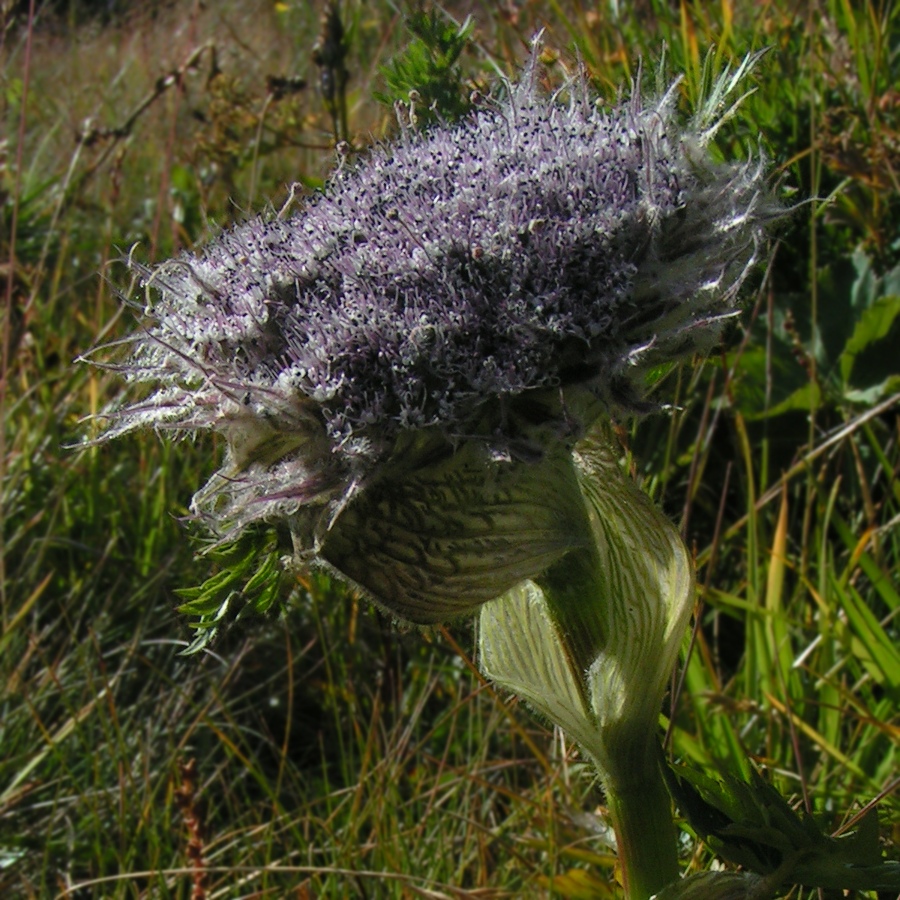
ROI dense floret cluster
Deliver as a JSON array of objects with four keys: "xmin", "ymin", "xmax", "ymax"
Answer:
[{"xmin": 96, "ymin": 50, "xmax": 778, "ymax": 546}]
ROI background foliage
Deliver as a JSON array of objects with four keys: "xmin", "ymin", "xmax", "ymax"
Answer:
[{"xmin": 1, "ymin": 0, "xmax": 898, "ymax": 897}]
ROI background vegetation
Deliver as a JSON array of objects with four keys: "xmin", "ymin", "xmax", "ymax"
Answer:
[{"xmin": 1, "ymin": 0, "xmax": 898, "ymax": 896}]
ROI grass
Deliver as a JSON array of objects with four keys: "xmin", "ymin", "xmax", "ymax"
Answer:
[{"xmin": 2, "ymin": 0, "xmax": 899, "ymax": 897}]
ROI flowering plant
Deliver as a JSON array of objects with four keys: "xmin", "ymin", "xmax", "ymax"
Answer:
[
  {"xmin": 97, "ymin": 46, "xmax": 775, "ymax": 609},
  {"xmin": 90, "ymin": 43, "xmax": 792, "ymax": 898}
]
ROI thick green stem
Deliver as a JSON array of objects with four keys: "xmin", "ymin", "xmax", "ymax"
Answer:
[
  {"xmin": 534, "ymin": 518, "xmax": 684, "ymax": 897},
  {"xmin": 599, "ymin": 738, "xmax": 680, "ymax": 899}
]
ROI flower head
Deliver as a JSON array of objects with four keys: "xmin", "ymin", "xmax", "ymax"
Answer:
[{"xmin": 94, "ymin": 47, "xmax": 779, "ymax": 623}]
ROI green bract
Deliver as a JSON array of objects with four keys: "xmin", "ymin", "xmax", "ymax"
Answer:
[{"xmin": 478, "ymin": 422, "xmax": 693, "ymax": 783}]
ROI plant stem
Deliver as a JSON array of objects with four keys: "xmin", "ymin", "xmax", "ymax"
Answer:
[{"xmin": 598, "ymin": 737, "xmax": 680, "ymax": 900}]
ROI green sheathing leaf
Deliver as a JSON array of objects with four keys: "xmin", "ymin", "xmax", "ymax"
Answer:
[
  {"xmin": 479, "ymin": 425, "xmax": 694, "ymax": 777},
  {"xmin": 322, "ymin": 434, "xmax": 588, "ymax": 624}
]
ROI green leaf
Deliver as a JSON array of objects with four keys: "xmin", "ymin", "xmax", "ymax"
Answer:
[
  {"xmin": 174, "ymin": 566, "xmax": 242, "ymax": 607},
  {"xmin": 839, "ymin": 294, "xmax": 900, "ymax": 385},
  {"xmin": 172, "ymin": 529, "xmax": 291, "ymax": 653},
  {"xmin": 479, "ymin": 423, "xmax": 694, "ymax": 775},
  {"xmin": 666, "ymin": 764, "xmax": 900, "ymax": 893},
  {"xmin": 831, "ymin": 510, "xmax": 900, "ymax": 611},
  {"xmin": 479, "ymin": 579, "xmax": 598, "ymax": 753},
  {"xmin": 375, "ymin": 10, "xmax": 475, "ymax": 125},
  {"xmin": 748, "ymin": 380, "xmax": 822, "ymax": 420},
  {"xmin": 849, "ymin": 244, "xmax": 879, "ymax": 311},
  {"xmin": 833, "ymin": 580, "xmax": 900, "ymax": 694},
  {"xmin": 843, "ymin": 374, "xmax": 900, "ymax": 404},
  {"xmin": 729, "ymin": 343, "xmax": 819, "ymax": 421},
  {"xmin": 480, "ymin": 423, "xmax": 689, "ymax": 897}
]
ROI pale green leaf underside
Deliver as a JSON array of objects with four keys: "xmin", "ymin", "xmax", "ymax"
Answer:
[{"xmin": 479, "ymin": 579, "xmax": 602, "ymax": 754}]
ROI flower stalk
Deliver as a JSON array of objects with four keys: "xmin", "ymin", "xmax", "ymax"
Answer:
[{"xmin": 605, "ymin": 749, "xmax": 680, "ymax": 898}]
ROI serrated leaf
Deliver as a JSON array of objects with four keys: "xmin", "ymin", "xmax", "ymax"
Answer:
[
  {"xmin": 177, "ymin": 591, "xmax": 234, "ymax": 620},
  {"xmin": 249, "ymin": 579, "xmax": 282, "ymax": 615},
  {"xmin": 242, "ymin": 552, "xmax": 281, "ymax": 596},
  {"xmin": 171, "ymin": 585, "xmax": 204, "ymax": 603},
  {"xmin": 172, "ymin": 530, "xmax": 290, "ymax": 650},
  {"xmin": 666, "ymin": 764, "xmax": 900, "ymax": 892},
  {"xmin": 176, "ymin": 589, "xmax": 230, "ymax": 617},
  {"xmin": 174, "ymin": 566, "xmax": 239, "ymax": 602}
]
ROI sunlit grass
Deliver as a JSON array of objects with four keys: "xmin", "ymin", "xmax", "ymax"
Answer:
[{"xmin": 1, "ymin": 0, "xmax": 898, "ymax": 896}]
